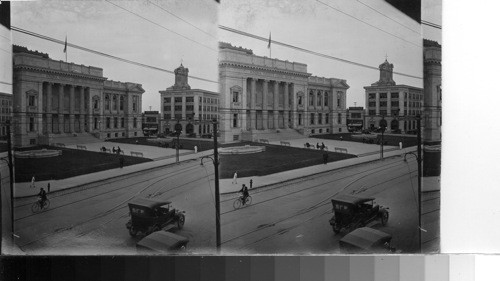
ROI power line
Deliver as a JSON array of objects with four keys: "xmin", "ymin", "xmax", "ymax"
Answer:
[
  {"xmin": 218, "ymin": 25, "xmax": 423, "ymax": 80},
  {"xmin": 145, "ymin": 0, "xmax": 217, "ymax": 39},
  {"xmin": 421, "ymin": 20, "xmax": 442, "ymax": 30},
  {"xmin": 354, "ymin": 0, "xmax": 421, "ymax": 34},
  {"xmin": 11, "ymin": 26, "xmax": 219, "ymax": 85},
  {"xmin": 104, "ymin": 0, "xmax": 217, "ymax": 52},
  {"xmin": 316, "ymin": 0, "xmax": 421, "ymax": 48}
]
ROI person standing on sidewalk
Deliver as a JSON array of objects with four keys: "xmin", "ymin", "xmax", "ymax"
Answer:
[
  {"xmin": 250, "ymin": 179, "xmax": 253, "ymax": 189},
  {"xmin": 30, "ymin": 176, "xmax": 36, "ymax": 189},
  {"xmin": 47, "ymin": 182, "xmax": 51, "ymax": 193},
  {"xmin": 194, "ymin": 145, "xmax": 198, "ymax": 154},
  {"xmin": 232, "ymin": 171, "xmax": 238, "ymax": 184},
  {"xmin": 323, "ymin": 152, "xmax": 328, "ymax": 164}
]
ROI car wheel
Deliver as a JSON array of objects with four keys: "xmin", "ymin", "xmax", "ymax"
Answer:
[
  {"xmin": 381, "ymin": 212, "xmax": 389, "ymax": 226},
  {"xmin": 177, "ymin": 214, "xmax": 185, "ymax": 229},
  {"xmin": 332, "ymin": 225, "xmax": 341, "ymax": 234},
  {"xmin": 129, "ymin": 227, "xmax": 137, "ymax": 237}
]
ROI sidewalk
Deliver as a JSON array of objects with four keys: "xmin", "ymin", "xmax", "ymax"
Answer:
[
  {"xmin": 220, "ymin": 146, "xmax": 417, "ymax": 195},
  {"xmin": 14, "ymin": 150, "xmax": 214, "ymax": 199}
]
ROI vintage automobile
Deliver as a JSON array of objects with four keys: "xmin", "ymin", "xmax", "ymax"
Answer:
[
  {"xmin": 329, "ymin": 194, "xmax": 389, "ymax": 234},
  {"xmin": 136, "ymin": 231, "xmax": 189, "ymax": 253},
  {"xmin": 339, "ymin": 227, "xmax": 395, "ymax": 253},
  {"xmin": 126, "ymin": 198, "xmax": 185, "ymax": 237}
]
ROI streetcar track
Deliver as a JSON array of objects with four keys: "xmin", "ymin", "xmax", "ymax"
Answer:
[
  {"xmin": 17, "ymin": 167, "xmax": 211, "ymax": 249},
  {"xmin": 221, "ymin": 161, "xmax": 418, "ymax": 246}
]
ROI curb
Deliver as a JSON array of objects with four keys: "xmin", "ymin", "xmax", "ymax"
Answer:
[
  {"xmin": 14, "ymin": 151, "xmax": 213, "ymax": 199},
  {"xmin": 220, "ymin": 149, "xmax": 414, "ymax": 196}
]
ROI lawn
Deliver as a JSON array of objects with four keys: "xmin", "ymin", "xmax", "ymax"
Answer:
[
  {"xmin": 313, "ymin": 133, "xmax": 418, "ymax": 148},
  {"xmin": 219, "ymin": 142, "xmax": 357, "ymax": 179},
  {"xmin": 108, "ymin": 137, "xmax": 217, "ymax": 152},
  {"xmin": 15, "ymin": 146, "xmax": 152, "ymax": 182}
]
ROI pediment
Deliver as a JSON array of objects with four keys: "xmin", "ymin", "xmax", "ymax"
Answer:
[
  {"xmin": 25, "ymin": 89, "xmax": 38, "ymax": 95},
  {"xmin": 332, "ymin": 80, "xmax": 350, "ymax": 89}
]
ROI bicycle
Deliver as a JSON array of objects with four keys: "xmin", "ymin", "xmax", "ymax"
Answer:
[
  {"xmin": 31, "ymin": 197, "xmax": 50, "ymax": 213},
  {"xmin": 233, "ymin": 195, "xmax": 252, "ymax": 209}
]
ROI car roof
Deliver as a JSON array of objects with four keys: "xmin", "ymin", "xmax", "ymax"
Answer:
[
  {"xmin": 129, "ymin": 198, "xmax": 171, "ymax": 209},
  {"xmin": 331, "ymin": 194, "xmax": 375, "ymax": 205},
  {"xmin": 340, "ymin": 227, "xmax": 392, "ymax": 250},
  {"xmin": 137, "ymin": 231, "xmax": 189, "ymax": 252}
]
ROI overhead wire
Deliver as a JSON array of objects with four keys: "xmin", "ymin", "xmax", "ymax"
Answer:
[
  {"xmin": 354, "ymin": 0, "xmax": 421, "ymax": 34},
  {"xmin": 11, "ymin": 26, "xmax": 219, "ymax": 85},
  {"xmin": 316, "ymin": 0, "xmax": 422, "ymax": 48},
  {"xmin": 104, "ymin": 0, "xmax": 217, "ymax": 52},
  {"xmin": 421, "ymin": 20, "xmax": 442, "ymax": 30}
]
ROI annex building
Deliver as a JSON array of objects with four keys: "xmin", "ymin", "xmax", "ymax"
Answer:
[
  {"xmin": 363, "ymin": 59, "xmax": 423, "ymax": 132},
  {"xmin": 159, "ymin": 64, "xmax": 219, "ymax": 137},
  {"xmin": 219, "ymin": 42, "xmax": 349, "ymax": 143},
  {"xmin": 13, "ymin": 46, "xmax": 144, "ymax": 147}
]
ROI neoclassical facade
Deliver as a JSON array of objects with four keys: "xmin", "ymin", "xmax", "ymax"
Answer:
[
  {"xmin": 219, "ymin": 42, "xmax": 348, "ymax": 143},
  {"xmin": 159, "ymin": 64, "xmax": 219, "ymax": 136},
  {"xmin": 423, "ymin": 39, "xmax": 441, "ymax": 145},
  {"xmin": 364, "ymin": 59, "xmax": 423, "ymax": 132},
  {"xmin": 13, "ymin": 46, "xmax": 144, "ymax": 147}
]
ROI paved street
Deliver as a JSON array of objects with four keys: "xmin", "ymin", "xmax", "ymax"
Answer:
[
  {"xmin": 13, "ymin": 160, "xmax": 217, "ymax": 254},
  {"xmin": 12, "ymin": 152, "xmax": 437, "ymax": 254},
  {"xmin": 220, "ymin": 156, "xmax": 424, "ymax": 254}
]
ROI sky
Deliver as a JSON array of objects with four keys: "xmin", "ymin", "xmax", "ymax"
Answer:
[
  {"xmin": 11, "ymin": 0, "xmax": 219, "ymax": 112},
  {"xmin": 219, "ymin": 0, "xmax": 431, "ymax": 108}
]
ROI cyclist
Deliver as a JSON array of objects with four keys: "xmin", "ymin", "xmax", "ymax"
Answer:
[
  {"xmin": 239, "ymin": 184, "xmax": 249, "ymax": 205},
  {"xmin": 37, "ymin": 187, "xmax": 47, "ymax": 208}
]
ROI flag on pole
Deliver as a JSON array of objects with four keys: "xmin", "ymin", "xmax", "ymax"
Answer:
[
  {"xmin": 267, "ymin": 32, "xmax": 271, "ymax": 49},
  {"xmin": 63, "ymin": 35, "xmax": 67, "ymax": 53}
]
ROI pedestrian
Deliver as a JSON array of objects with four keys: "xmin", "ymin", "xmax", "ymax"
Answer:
[
  {"xmin": 321, "ymin": 142, "xmax": 326, "ymax": 150},
  {"xmin": 250, "ymin": 179, "xmax": 253, "ymax": 189},
  {"xmin": 117, "ymin": 146, "xmax": 122, "ymax": 154},
  {"xmin": 112, "ymin": 146, "xmax": 116, "ymax": 153},
  {"xmin": 323, "ymin": 152, "xmax": 328, "ymax": 164},
  {"xmin": 399, "ymin": 141, "xmax": 403, "ymax": 150},
  {"xmin": 340, "ymin": 136, "xmax": 343, "ymax": 141},
  {"xmin": 30, "ymin": 176, "xmax": 36, "ymax": 189},
  {"xmin": 47, "ymin": 182, "xmax": 51, "ymax": 193},
  {"xmin": 316, "ymin": 143, "xmax": 320, "ymax": 149},
  {"xmin": 232, "ymin": 171, "xmax": 238, "ymax": 184},
  {"xmin": 119, "ymin": 155, "xmax": 124, "ymax": 168},
  {"xmin": 194, "ymin": 145, "xmax": 198, "ymax": 154}
]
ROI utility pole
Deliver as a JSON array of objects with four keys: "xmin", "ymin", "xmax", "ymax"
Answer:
[
  {"xmin": 416, "ymin": 114, "xmax": 422, "ymax": 253},
  {"xmin": 379, "ymin": 118, "xmax": 387, "ymax": 159},
  {"xmin": 213, "ymin": 119, "xmax": 221, "ymax": 251},
  {"xmin": 6, "ymin": 120, "xmax": 14, "ymax": 243}
]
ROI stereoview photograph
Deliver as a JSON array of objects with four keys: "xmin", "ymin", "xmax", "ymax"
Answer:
[{"xmin": 1, "ymin": 0, "xmax": 441, "ymax": 255}]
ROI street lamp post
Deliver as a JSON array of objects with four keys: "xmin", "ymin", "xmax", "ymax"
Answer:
[
  {"xmin": 174, "ymin": 121, "xmax": 182, "ymax": 163},
  {"xmin": 200, "ymin": 119, "xmax": 221, "ymax": 251},
  {"xmin": 379, "ymin": 118, "xmax": 387, "ymax": 159}
]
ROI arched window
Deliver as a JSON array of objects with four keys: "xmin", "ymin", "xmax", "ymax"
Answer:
[
  {"xmin": 92, "ymin": 96, "xmax": 100, "ymax": 110},
  {"xmin": 309, "ymin": 91, "xmax": 314, "ymax": 106}
]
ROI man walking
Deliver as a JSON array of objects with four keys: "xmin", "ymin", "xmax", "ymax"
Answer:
[
  {"xmin": 30, "ymin": 176, "xmax": 36, "ymax": 189},
  {"xmin": 232, "ymin": 171, "xmax": 238, "ymax": 184}
]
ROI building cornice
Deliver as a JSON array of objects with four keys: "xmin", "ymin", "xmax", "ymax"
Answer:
[
  {"xmin": 14, "ymin": 64, "xmax": 108, "ymax": 82},
  {"xmin": 219, "ymin": 61, "xmax": 311, "ymax": 78}
]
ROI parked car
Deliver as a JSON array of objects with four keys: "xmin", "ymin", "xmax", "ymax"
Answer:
[
  {"xmin": 126, "ymin": 198, "xmax": 185, "ymax": 237},
  {"xmin": 339, "ymin": 227, "xmax": 396, "ymax": 253},
  {"xmin": 329, "ymin": 194, "xmax": 389, "ymax": 234},
  {"xmin": 136, "ymin": 231, "xmax": 189, "ymax": 253}
]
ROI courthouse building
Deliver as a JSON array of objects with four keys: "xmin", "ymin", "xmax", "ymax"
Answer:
[
  {"xmin": 0, "ymin": 92, "xmax": 12, "ymax": 139},
  {"xmin": 363, "ymin": 59, "xmax": 423, "ymax": 132},
  {"xmin": 159, "ymin": 64, "xmax": 219, "ymax": 136},
  {"xmin": 13, "ymin": 46, "xmax": 144, "ymax": 147},
  {"xmin": 219, "ymin": 42, "xmax": 349, "ymax": 143}
]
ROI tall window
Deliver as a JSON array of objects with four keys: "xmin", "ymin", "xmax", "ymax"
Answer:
[
  {"xmin": 310, "ymin": 113, "xmax": 315, "ymax": 125},
  {"xmin": 105, "ymin": 95, "xmax": 110, "ymax": 110},
  {"xmin": 132, "ymin": 96, "xmax": 138, "ymax": 112},
  {"xmin": 133, "ymin": 117, "xmax": 137, "ymax": 128},
  {"xmin": 106, "ymin": 117, "xmax": 110, "ymax": 129},
  {"xmin": 298, "ymin": 114, "xmax": 302, "ymax": 125},
  {"xmin": 317, "ymin": 93, "xmax": 322, "ymax": 106},
  {"xmin": 93, "ymin": 97, "xmax": 99, "ymax": 110},
  {"xmin": 114, "ymin": 117, "xmax": 118, "ymax": 128},
  {"xmin": 28, "ymin": 95, "xmax": 36, "ymax": 107},
  {"xmin": 337, "ymin": 91, "xmax": 342, "ymax": 108},
  {"xmin": 112, "ymin": 95, "xmax": 117, "ymax": 110},
  {"xmin": 324, "ymin": 93, "xmax": 328, "ymax": 106},
  {"xmin": 28, "ymin": 117, "xmax": 35, "ymax": 131},
  {"xmin": 337, "ymin": 113, "xmax": 342, "ymax": 124},
  {"xmin": 318, "ymin": 113, "xmax": 322, "ymax": 124},
  {"xmin": 119, "ymin": 96, "xmax": 124, "ymax": 110},
  {"xmin": 121, "ymin": 117, "xmax": 125, "ymax": 128},
  {"xmin": 309, "ymin": 91, "xmax": 314, "ymax": 106},
  {"xmin": 233, "ymin": 114, "xmax": 238, "ymax": 127},
  {"xmin": 164, "ymin": 97, "xmax": 171, "ymax": 104},
  {"xmin": 325, "ymin": 113, "xmax": 329, "ymax": 124}
]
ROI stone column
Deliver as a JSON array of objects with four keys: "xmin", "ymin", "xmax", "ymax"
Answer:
[
  {"xmin": 375, "ymin": 92, "xmax": 380, "ymax": 115},
  {"xmin": 58, "ymin": 84, "xmax": 65, "ymax": 133},
  {"xmin": 273, "ymin": 81, "xmax": 279, "ymax": 129},
  {"xmin": 69, "ymin": 85, "xmax": 75, "ymax": 133},
  {"xmin": 250, "ymin": 78, "xmax": 256, "ymax": 130},
  {"xmin": 87, "ymin": 88, "xmax": 93, "ymax": 132},
  {"xmin": 79, "ymin": 87, "xmax": 85, "ymax": 132},
  {"xmin": 284, "ymin": 82, "xmax": 289, "ymax": 129},
  {"xmin": 46, "ymin": 82, "xmax": 53, "ymax": 133},
  {"xmin": 181, "ymin": 96, "xmax": 186, "ymax": 120},
  {"xmin": 387, "ymin": 93, "xmax": 391, "ymax": 116},
  {"xmin": 262, "ymin": 80, "xmax": 268, "ymax": 130}
]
